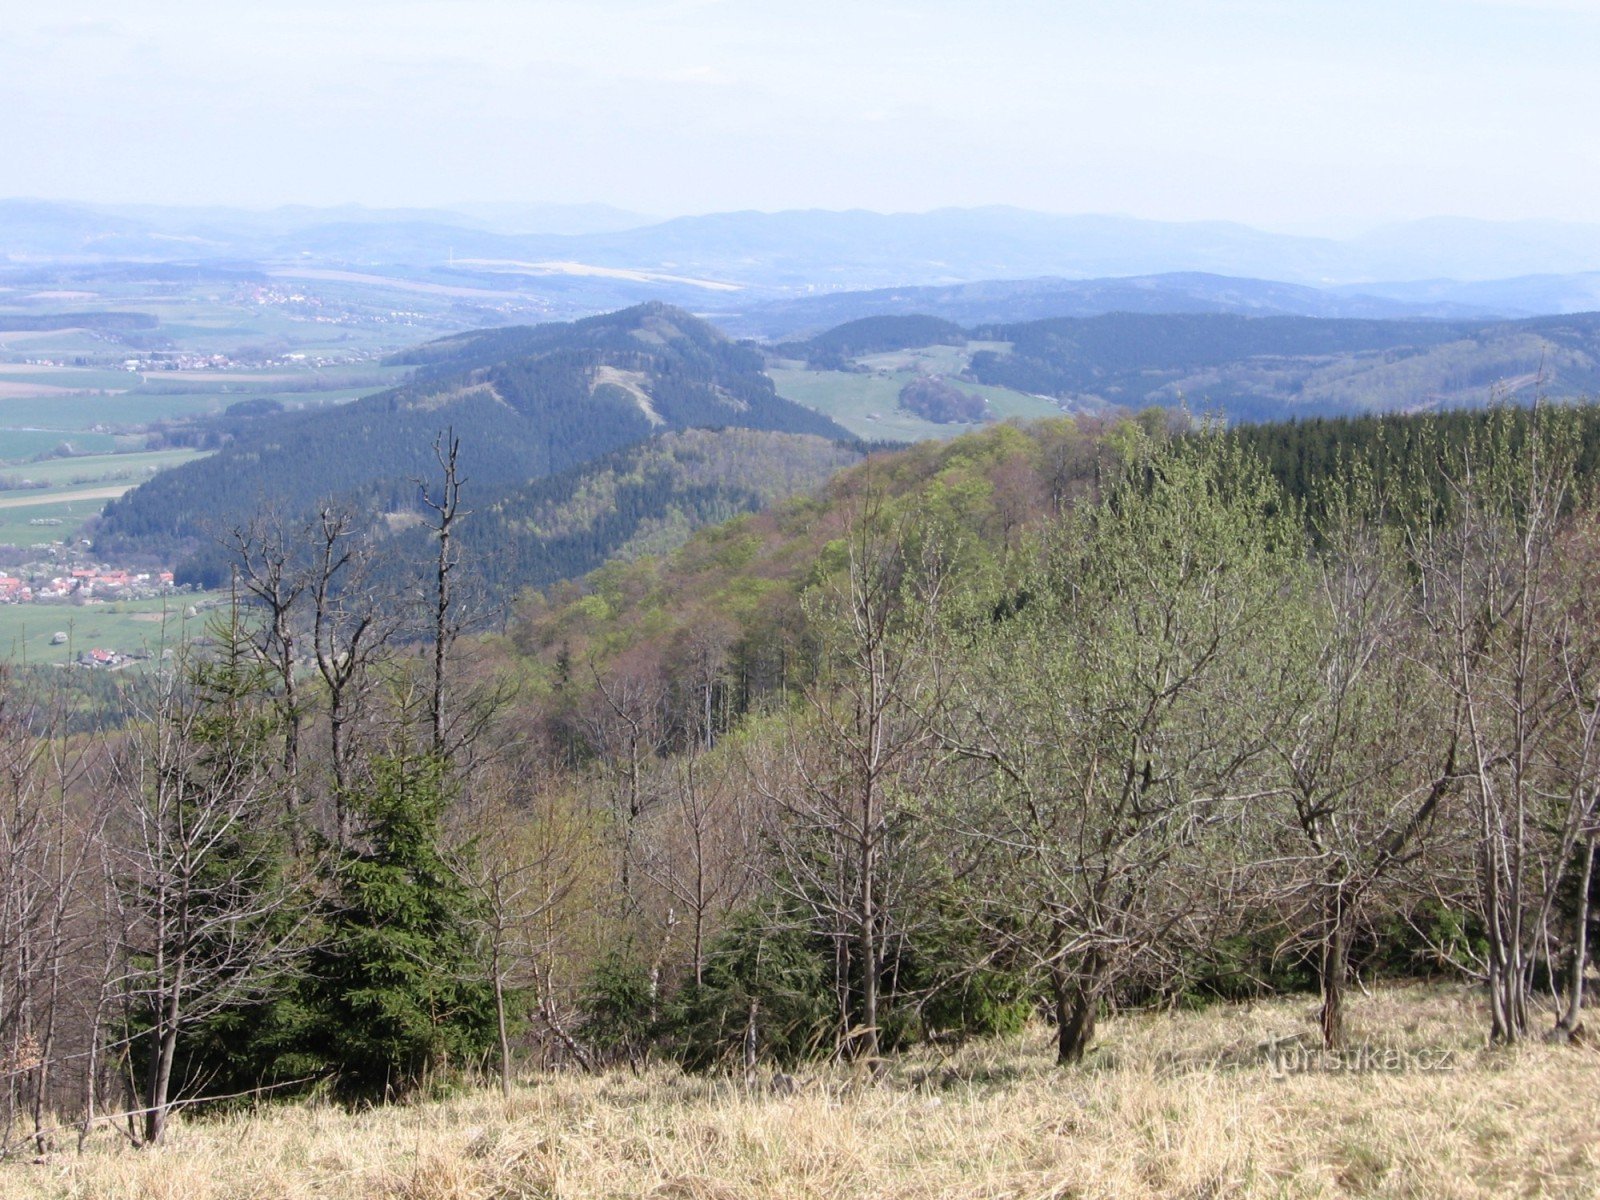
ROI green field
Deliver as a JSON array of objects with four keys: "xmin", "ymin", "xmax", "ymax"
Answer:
[
  {"xmin": 0, "ymin": 593, "xmax": 222, "ymax": 666},
  {"xmin": 770, "ymin": 361, "xmax": 1064, "ymax": 442},
  {"xmin": 0, "ymin": 498, "xmax": 107, "ymax": 548},
  {"xmin": 0, "ymin": 447, "xmax": 206, "ymax": 487},
  {"xmin": 0, "ymin": 448, "xmax": 208, "ymax": 543},
  {"xmin": 0, "ymin": 366, "xmax": 141, "ymax": 390},
  {"xmin": 0, "ymin": 362, "xmax": 403, "ymax": 470},
  {"xmin": 0, "ymin": 430, "xmax": 118, "ymax": 460},
  {"xmin": 0, "ymin": 392, "xmax": 221, "ymax": 433}
]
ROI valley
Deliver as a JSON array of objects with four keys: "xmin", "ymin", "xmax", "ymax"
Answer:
[
  {"xmin": 7, "ymin": 277, "xmax": 1600, "ymax": 641},
  {"xmin": 10, "ymin": 0, "xmax": 1600, "ymax": 1189}
]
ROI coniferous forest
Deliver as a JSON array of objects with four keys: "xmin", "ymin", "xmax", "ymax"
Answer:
[{"xmin": 3, "ymin": 403, "xmax": 1599, "ymax": 1166}]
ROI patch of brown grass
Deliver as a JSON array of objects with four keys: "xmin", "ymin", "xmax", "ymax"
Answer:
[{"xmin": 11, "ymin": 984, "xmax": 1598, "ymax": 1199}]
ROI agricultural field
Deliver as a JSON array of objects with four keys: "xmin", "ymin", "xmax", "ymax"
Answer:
[
  {"xmin": 0, "ymin": 498, "xmax": 106, "ymax": 549},
  {"xmin": 0, "ymin": 266, "xmax": 493, "ymax": 468},
  {"xmin": 0, "ymin": 592, "xmax": 221, "ymax": 666},
  {"xmin": 10, "ymin": 985, "xmax": 1597, "ymax": 1200},
  {"xmin": 0, "ymin": 361, "xmax": 407, "ymax": 458},
  {"xmin": 0, "ymin": 447, "xmax": 208, "ymax": 545},
  {"xmin": 770, "ymin": 357, "xmax": 1063, "ymax": 441}
]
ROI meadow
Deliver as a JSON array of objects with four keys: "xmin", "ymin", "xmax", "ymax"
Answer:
[
  {"xmin": 0, "ymin": 448, "xmax": 209, "ymax": 549},
  {"xmin": 769, "ymin": 358, "xmax": 1063, "ymax": 442},
  {"xmin": 0, "ymin": 593, "xmax": 216, "ymax": 665},
  {"xmin": 8, "ymin": 985, "xmax": 1595, "ymax": 1200}
]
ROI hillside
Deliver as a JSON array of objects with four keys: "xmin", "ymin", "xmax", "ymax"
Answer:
[
  {"xmin": 510, "ymin": 405, "xmax": 1600, "ymax": 710},
  {"xmin": 17, "ymin": 986, "xmax": 1597, "ymax": 1200},
  {"xmin": 723, "ymin": 271, "xmax": 1499, "ymax": 339},
  {"xmin": 92, "ymin": 303, "xmax": 852, "ymax": 572},
  {"xmin": 173, "ymin": 427, "xmax": 863, "ymax": 597},
  {"xmin": 771, "ymin": 310, "xmax": 1600, "ymax": 433}
]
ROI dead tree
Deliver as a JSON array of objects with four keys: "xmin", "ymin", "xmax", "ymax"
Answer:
[{"xmin": 106, "ymin": 634, "xmax": 307, "ymax": 1145}]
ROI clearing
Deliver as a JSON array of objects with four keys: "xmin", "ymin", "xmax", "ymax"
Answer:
[{"xmin": 8, "ymin": 984, "xmax": 1597, "ymax": 1199}]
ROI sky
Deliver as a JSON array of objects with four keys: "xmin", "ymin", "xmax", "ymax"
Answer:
[{"xmin": 3, "ymin": 0, "xmax": 1597, "ymax": 229}]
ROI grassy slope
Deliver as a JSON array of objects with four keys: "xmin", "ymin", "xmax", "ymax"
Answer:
[
  {"xmin": 770, "ymin": 341, "xmax": 1062, "ymax": 442},
  {"xmin": 12, "ymin": 986, "xmax": 1597, "ymax": 1199}
]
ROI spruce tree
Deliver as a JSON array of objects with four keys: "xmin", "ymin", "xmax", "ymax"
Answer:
[{"xmin": 303, "ymin": 747, "xmax": 496, "ymax": 1101}]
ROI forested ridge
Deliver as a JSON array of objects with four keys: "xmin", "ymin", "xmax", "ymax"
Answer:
[
  {"xmin": 92, "ymin": 303, "xmax": 851, "ymax": 573},
  {"xmin": 6, "ymin": 403, "xmax": 1599, "ymax": 1163},
  {"xmin": 776, "ymin": 309, "xmax": 1600, "ymax": 421}
]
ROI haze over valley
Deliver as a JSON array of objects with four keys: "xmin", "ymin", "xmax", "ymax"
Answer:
[{"xmin": 6, "ymin": 4, "xmax": 1600, "ymax": 1196}]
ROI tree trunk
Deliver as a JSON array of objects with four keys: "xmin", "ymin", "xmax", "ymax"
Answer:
[
  {"xmin": 493, "ymin": 946, "xmax": 512, "ymax": 1099},
  {"xmin": 1561, "ymin": 838, "xmax": 1595, "ymax": 1033},
  {"xmin": 144, "ymin": 990, "xmax": 181, "ymax": 1146},
  {"xmin": 1051, "ymin": 955, "xmax": 1101, "ymax": 1066},
  {"xmin": 858, "ymin": 836, "xmax": 879, "ymax": 1060},
  {"xmin": 1319, "ymin": 889, "xmax": 1350, "ymax": 1051},
  {"xmin": 1486, "ymin": 924, "xmax": 1528, "ymax": 1044},
  {"xmin": 743, "ymin": 998, "xmax": 759, "ymax": 1087},
  {"xmin": 282, "ymin": 657, "xmax": 303, "ymax": 859}
]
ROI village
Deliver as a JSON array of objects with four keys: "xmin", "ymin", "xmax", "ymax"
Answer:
[
  {"xmin": 0, "ymin": 562, "xmax": 176, "ymax": 606},
  {"xmin": 0, "ymin": 561, "xmax": 192, "ymax": 668}
]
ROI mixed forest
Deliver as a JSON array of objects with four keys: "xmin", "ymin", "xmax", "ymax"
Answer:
[{"xmin": 3, "ymin": 404, "xmax": 1600, "ymax": 1170}]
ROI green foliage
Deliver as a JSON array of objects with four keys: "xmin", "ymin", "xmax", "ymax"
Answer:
[
  {"xmin": 302, "ymin": 751, "xmax": 497, "ymax": 1101},
  {"xmin": 898, "ymin": 376, "xmax": 989, "ymax": 424},
  {"xmin": 96, "ymin": 303, "xmax": 852, "ymax": 577},
  {"xmin": 575, "ymin": 951, "xmax": 659, "ymax": 1067},
  {"xmin": 661, "ymin": 905, "xmax": 836, "ymax": 1072},
  {"xmin": 894, "ymin": 897, "xmax": 1033, "ymax": 1044},
  {"xmin": 773, "ymin": 314, "xmax": 967, "ymax": 368}
]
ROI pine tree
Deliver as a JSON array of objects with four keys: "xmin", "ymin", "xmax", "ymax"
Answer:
[{"xmin": 303, "ymin": 746, "xmax": 496, "ymax": 1101}]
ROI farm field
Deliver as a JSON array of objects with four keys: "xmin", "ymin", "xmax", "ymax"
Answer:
[
  {"xmin": 0, "ymin": 364, "xmax": 406, "ymax": 456},
  {"xmin": 0, "ymin": 270, "xmax": 460, "ymax": 466},
  {"xmin": 0, "ymin": 448, "xmax": 208, "ymax": 545},
  {"xmin": 0, "ymin": 592, "xmax": 222, "ymax": 665},
  {"xmin": 9, "ymin": 984, "xmax": 1597, "ymax": 1200},
  {"xmin": 770, "ymin": 363, "xmax": 1063, "ymax": 441},
  {"xmin": 0, "ymin": 447, "xmax": 207, "ymax": 486},
  {"xmin": 0, "ymin": 497, "xmax": 111, "ymax": 549}
]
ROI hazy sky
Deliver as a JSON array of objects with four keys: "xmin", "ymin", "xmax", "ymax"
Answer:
[{"xmin": 4, "ymin": 0, "xmax": 1596, "ymax": 228}]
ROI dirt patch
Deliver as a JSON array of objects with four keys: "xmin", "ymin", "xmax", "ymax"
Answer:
[
  {"xmin": 0, "ymin": 485, "xmax": 131, "ymax": 509},
  {"xmin": 593, "ymin": 366, "xmax": 665, "ymax": 425},
  {"xmin": 0, "ymin": 382, "xmax": 79, "ymax": 398}
]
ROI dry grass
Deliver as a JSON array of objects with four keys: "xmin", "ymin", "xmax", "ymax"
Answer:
[{"xmin": 10, "ymin": 984, "xmax": 1598, "ymax": 1199}]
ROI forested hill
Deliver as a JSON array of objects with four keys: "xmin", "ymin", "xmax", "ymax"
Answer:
[
  {"xmin": 511, "ymin": 403, "xmax": 1600, "ymax": 720},
  {"xmin": 93, "ymin": 303, "xmax": 852, "ymax": 565},
  {"xmin": 173, "ymin": 427, "xmax": 864, "ymax": 595},
  {"xmin": 772, "ymin": 310, "xmax": 1600, "ymax": 423}
]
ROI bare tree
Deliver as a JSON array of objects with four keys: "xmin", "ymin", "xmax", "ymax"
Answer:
[
  {"xmin": 416, "ymin": 430, "xmax": 471, "ymax": 762},
  {"xmin": 1410, "ymin": 408, "xmax": 1600, "ymax": 1042},
  {"xmin": 309, "ymin": 505, "xmax": 399, "ymax": 844},
  {"xmin": 583, "ymin": 656, "xmax": 670, "ymax": 918},
  {"xmin": 0, "ymin": 673, "xmax": 104, "ymax": 1157},
  {"xmin": 760, "ymin": 505, "xmax": 945, "ymax": 1060},
  {"xmin": 226, "ymin": 515, "xmax": 311, "ymax": 856},
  {"xmin": 446, "ymin": 758, "xmax": 597, "ymax": 1095},
  {"xmin": 105, "ymin": 629, "xmax": 307, "ymax": 1144},
  {"xmin": 638, "ymin": 748, "xmax": 760, "ymax": 988}
]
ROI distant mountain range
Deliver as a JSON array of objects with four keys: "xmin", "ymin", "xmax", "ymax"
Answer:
[
  {"xmin": 10, "ymin": 200, "xmax": 1600, "ymax": 317},
  {"xmin": 718, "ymin": 272, "xmax": 1505, "ymax": 339}
]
